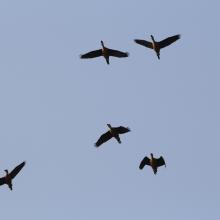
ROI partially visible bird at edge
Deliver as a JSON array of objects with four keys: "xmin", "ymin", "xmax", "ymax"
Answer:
[{"xmin": 0, "ymin": 161, "xmax": 25, "ymax": 190}]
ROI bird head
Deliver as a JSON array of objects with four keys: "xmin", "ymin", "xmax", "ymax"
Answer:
[
  {"xmin": 150, "ymin": 153, "xmax": 154, "ymax": 158},
  {"xmin": 107, "ymin": 124, "xmax": 112, "ymax": 129},
  {"xmin": 4, "ymin": 169, "xmax": 8, "ymax": 175},
  {"xmin": 101, "ymin": 40, "xmax": 105, "ymax": 48}
]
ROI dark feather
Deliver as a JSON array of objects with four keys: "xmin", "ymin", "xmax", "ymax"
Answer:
[
  {"xmin": 134, "ymin": 39, "xmax": 153, "ymax": 49},
  {"xmin": 108, "ymin": 49, "xmax": 129, "ymax": 58},
  {"xmin": 95, "ymin": 131, "xmax": 113, "ymax": 147},
  {"xmin": 10, "ymin": 161, "xmax": 26, "ymax": 179},
  {"xmin": 156, "ymin": 157, "xmax": 166, "ymax": 167},
  {"xmin": 114, "ymin": 126, "xmax": 130, "ymax": 134},
  {"xmin": 139, "ymin": 157, "xmax": 150, "ymax": 169},
  {"xmin": 158, "ymin": 35, "xmax": 180, "ymax": 49},
  {"xmin": 0, "ymin": 177, "xmax": 6, "ymax": 186},
  {"xmin": 80, "ymin": 49, "xmax": 102, "ymax": 59}
]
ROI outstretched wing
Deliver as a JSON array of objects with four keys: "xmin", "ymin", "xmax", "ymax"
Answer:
[
  {"xmin": 156, "ymin": 157, "xmax": 166, "ymax": 167},
  {"xmin": 0, "ymin": 177, "xmax": 6, "ymax": 186},
  {"xmin": 9, "ymin": 161, "xmax": 26, "ymax": 179},
  {"xmin": 80, "ymin": 49, "xmax": 102, "ymax": 59},
  {"xmin": 114, "ymin": 126, "xmax": 130, "ymax": 134},
  {"xmin": 95, "ymin": 131, "xmax": 113, "ymax": 147},
  {"xmin": 139, "ymin": 157, "xmax": 150, "ymax": 169},
  {"xmin": 158, "ymin": 35, "xmax": 180, "ymax": 49},
  {"xmin": 108, "ymin": 49, "xmax": 129, "ymax": 58},
  {"xmin": 134, "ymin": 39, "xmax": 153, "ymax": 49}
]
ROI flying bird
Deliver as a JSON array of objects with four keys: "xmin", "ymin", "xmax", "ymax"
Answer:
[
  {"xmin": 0, "ymin": 161, "xmax": 26, "ymax": 190},
  {"xmin": 134, "ymin": 34, "xmax": 180, "ymax": 59},
  {"xmin": 80, "ymin": 41, "xmax": 129, "ymax": 64},
  {"xmin": 139, "ymin": 153, "xmax": 166, "ymax": 174},
  {"xmin": 95, "ymin": 124, "xmax": 130, "ymax": 147}
]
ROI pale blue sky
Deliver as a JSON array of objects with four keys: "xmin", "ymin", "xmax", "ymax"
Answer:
[{"xmin": 0, "ymin": 1, "xmax": 219, "ymax": 219}]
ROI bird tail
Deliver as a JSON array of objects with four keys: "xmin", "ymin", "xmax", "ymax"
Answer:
[
  {"xmin": 8, "ymin": 183, "xmax": 13, "ymax": 190},
  {"xmin": 115, "ymin": 135, "xmax": 121, "ymax": 144},
  {"xmin": 157, "ymin": 53, "xmax": 160, "ymax": 60},
  {"xmin": 105, "ymin": 57, "xmax": 109, "ymax": 64}
]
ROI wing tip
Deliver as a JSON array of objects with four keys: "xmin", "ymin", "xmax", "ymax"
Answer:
[
  {"xmin": 176, "ymin": 34, "xmax": 181, "ymax": 40},
  {"xmin": 126, "ymin": 127, "xmax": 131, "ymax": 132},
  {"xmin": 139, "ymin": 163, "xmax": 144, "ymax": 170},
  {"xmin": 94, "ymin": 143, "xmax": 99, "ymax": 148},
  {"xmin": 20, "ymin": 161, "xmax": 26, "ymax": 167}
]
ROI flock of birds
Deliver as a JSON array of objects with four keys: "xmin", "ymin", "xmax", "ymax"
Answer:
[
  {"xmin": 82, "ymin": 34, "xmax": 181, "ymax": 173},
  {"xmin": 94, "ymin": 124, "xmax": 166, "ymax": 174},
  {"xmin": 80, "ymin": 34, "xmax": 180, "ymax": 63},
  {"xmin": 0, "ymin": 34, "xmax": 180, "ymax": 191}
]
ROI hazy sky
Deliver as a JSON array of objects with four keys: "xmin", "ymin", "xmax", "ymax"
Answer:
[{"xmin": 0, "ymin": 1, "xmax": 219, "ymax": 220}]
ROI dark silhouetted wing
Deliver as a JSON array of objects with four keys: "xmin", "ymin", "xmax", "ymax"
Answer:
[
  {"xmin": 80, "ymin": 49, "xmax": 102, "ymax": 59},
  {"xmin": 134, "ymin": 39, "xmax": 153, "ymax": 49},
  {"xmin": 139, "ymin": 157, "xmax": 150, "ymax": 169},
  {"xmin": 95, "ymin": 131, "xmax": 113, "ymax": 147},
  {"xmin": 114, "ymin": 126, "xmax": 130, "ymax": 134},
  {"xmin": 158, "ymin": 35, "xmax": 180, "ymax": 49},
  {"xmin": 108, "ymin": 49, "xmax": 129, "ymax": 58},
  {"xmin": 9, "ymin": 161, "xmax": 26, "ymax": 179},
  {"xmin": 156, "ymin": 157, "xmax": 166, "ymax": 167},
  {"xmin": 0, "ymin": 177, "xmax": 6, "ymax": 186}
]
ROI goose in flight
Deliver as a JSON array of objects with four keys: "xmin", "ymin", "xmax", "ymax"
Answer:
[
  {"xmin": 0, "ymin": 161, "xmax": 25, "ymax": 190},
  {"xmin": 134, "ymin": 34, "xmax": 180, "ymax": 59},
  {"xmin": 95, "ymin": 124, "xmax": 130, "ymax": 147},
  {"xmin": 80, "ymin": 41, "xmax": 129, "ymax": 64},
  {"xmin": 139, "ymin": 154, "xmax": 166, "ymax": 174}
]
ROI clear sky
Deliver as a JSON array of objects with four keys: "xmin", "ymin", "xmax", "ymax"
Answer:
[{"xmin": 0, "ymin": 0, "xmax": 219, "ymax": 219}]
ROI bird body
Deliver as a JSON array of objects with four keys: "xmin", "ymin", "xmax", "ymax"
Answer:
[
  {"xmin": 149, "ymin": 154, "xmax": 159, "ymax": 174},
  {"xmin": 0, "ymin": 161, "xmax": 25, "ymax": 190},
  {"xmin": 139, "ymin": 154, "xmax": 166, "ymax": 174},
  {"xmin": 4, "ymin": 170, "xmax": 12, "ymax": 190},
  {"xmin": 134, "ymin": 34, "xmax": 180, "ymax": 59},
  {"xmin": 150, "ymin": 35, "xmax": 160, "ymax": 59},
  {"xmin": 100, "ymin": 41, "xmax": 108, "ymax": 63},
  {"xmin": 80, "ymin": 41, "xmax": 129, "ymax": 64},
  {"xmin": 107, "ymin": 124, "xmax": 119, "ymax": 142},
  {"xmin": 95, "ymin": 124, "xmax": 130, "ymax": 147},
  {"xmin": 107, "ymin": 123, "xmax": 117, "ymax": 136}
]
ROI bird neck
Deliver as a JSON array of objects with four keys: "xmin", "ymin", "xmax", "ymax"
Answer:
[
  {"xmin": 107, "ymin": 124, "xmax": 112, "ymax": 130},
  {"xmin": 151, "ymin": 35, "xmax": 155, "ymax": 43},
  {"xmin": 101, "ymin": 41, "xmax": 105, "ymax": 49},
  {"xmin": 4, "ymin": 170, "xmax": 9, "ymax": 175}
]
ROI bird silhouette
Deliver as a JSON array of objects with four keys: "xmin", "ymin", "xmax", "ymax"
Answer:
[
  {"xmin": 134, "ymin": 34, "xmax": 180, "ymax": 59},
  {"xmin": 0, "ymin": 161, "xmax": 25, "ymax": 190},
  {"xmin": 95, "ymin": 124, "xmax": 130, "ymax": 147},
  {"xmin": 139, "ymin": 153, "xmax": 166, "ymax": 174},
  {"xmin": 80, "ymin": 41, "xmax": 129, "ymax": 64}
]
